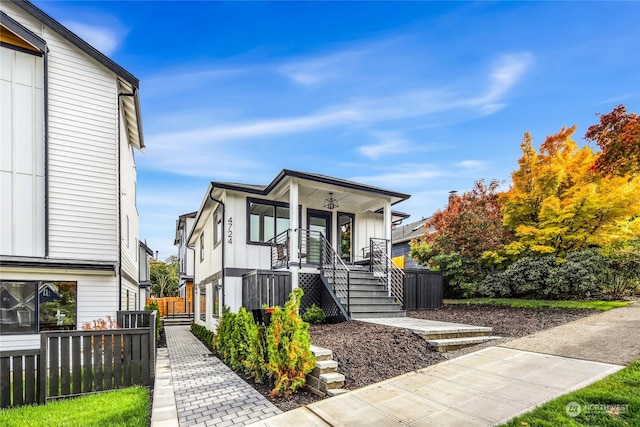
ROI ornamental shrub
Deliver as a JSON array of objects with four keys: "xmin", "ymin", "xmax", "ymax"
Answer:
[
  {"xmin": 266, "ymin": 288, "xmax": 316, "ymax": 396},
  {"xmin": 214, "ymin": 307, "xmax": 235, "ymax": 365},
  {"xmin": 191, "ymin": 322, "xmax": 215, "ymax": 349},
  {"xmin": 229, "ymin": 308, "xmax": 254, "ymax": 372},
  {"xmin": 244, "ymin": 323, "xmax": 268, "ymax": 383},
  {"xmin": 302, "ymin": 304, "xmax": 326, "ymax": 324}
]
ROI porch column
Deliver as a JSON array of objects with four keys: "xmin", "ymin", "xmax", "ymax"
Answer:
[
  {"xmin": 383, "ymin": 199, "xmax": 392, "ymax": 295},
  {"xmin": 289, "ymin": 179, "xmax": 300, "ymax": 289}
]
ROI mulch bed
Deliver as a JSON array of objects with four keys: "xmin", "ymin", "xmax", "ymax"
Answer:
[
  {"xmin": 262, "ymin": 304, "xmax": 598, "ymax": 411},
  {"xmin": 187, "ymin": 304, "xmax": 599, "ymax": 412}
]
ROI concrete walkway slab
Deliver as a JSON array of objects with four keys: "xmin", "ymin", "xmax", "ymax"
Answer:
[
  {"xmin": 164, "ymin": 325, "xmax": 282, "ymax": 426},
  {"xmin": 356, "ymin": 317, "xmax": 492, "ymax": 335},
  {"xmin": 501, "ymin": 302, "xmax": 640, "ymax": 365},
  {"xmin": 247, "ymin": 347, "xmax": 622, "ymax": 427}
]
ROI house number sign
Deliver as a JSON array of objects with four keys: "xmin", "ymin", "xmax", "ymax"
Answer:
[{"xmin": 227, "ymin": 217, "xmax": 233, "ymax": 244}]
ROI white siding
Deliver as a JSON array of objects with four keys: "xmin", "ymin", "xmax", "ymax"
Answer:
[
  {"xmin": 0, "ymin": 46, "xmax": 45, "ymax": 257},
  {"xmin": 44, "ymin": 24, "xmax": 119, "ymax": 260},
  {"xmin": 121, "ymin": 120, "xmax": 139, "ymax": 283}
]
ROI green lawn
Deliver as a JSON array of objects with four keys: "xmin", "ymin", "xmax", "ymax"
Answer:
[
  {"xmin": 0, "ymin": 386, "xmax": 150, "ymax": 427},
  {"xmin": 445, "ymin": 298, "xmax": 630, "ymax": 311},
  {"xmin": 501, "ymin": 359, "xmax": 640, "ymax": 426}
]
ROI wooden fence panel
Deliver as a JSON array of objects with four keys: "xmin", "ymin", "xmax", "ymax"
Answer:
[
  {"xmin": 403, "ymin": 269, "xmax": 444, "ymax": 310},
  {"xmin": 0, "ymin": 312, "xmax": 156, "ymax": 409},
  {"xmin": 0, "ymin": 350, "xmax": 41, "ymax": 408}
]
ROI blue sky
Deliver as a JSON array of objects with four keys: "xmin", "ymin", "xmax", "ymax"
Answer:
[{"xmin": 33, "ymin": 1, "xmax": 640, "ymax": 260}]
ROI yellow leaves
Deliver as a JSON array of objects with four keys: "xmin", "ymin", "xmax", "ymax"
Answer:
[{"xmin": 501, "ymin": 126, "xmax": 640, "ymax": 255}]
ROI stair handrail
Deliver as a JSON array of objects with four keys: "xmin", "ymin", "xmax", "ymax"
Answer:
[
  {"xmin": 369, "ymin": 238, "xmax": 405, "ymax": 306},
  {"xmin": 312, "ymin": 230, "xmax": 351, "ymax": 315}
]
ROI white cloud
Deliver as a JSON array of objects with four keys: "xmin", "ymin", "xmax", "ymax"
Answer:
[
  {"xmin": 350, "ymin": 164, "xmax": 445, "ymax": 188},
  {"xmin": 454, "ymin": 160, "xmax": 489, "ymax": 170},
  {"xmin": 63, "ymin": 21, "xmax": 124, "ymax": 56},
  {"xmin": 358, "ymin": 132, "xmax": 417, "ymax": 160},
  {"xmin": 279, "ymin": 48, "xmax": 369, "ymax": 86}
]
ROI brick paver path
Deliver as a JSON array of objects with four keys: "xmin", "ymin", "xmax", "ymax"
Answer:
[{"xmin": 165, "ymin": 325, "xmax": 282, "ymax": 426}]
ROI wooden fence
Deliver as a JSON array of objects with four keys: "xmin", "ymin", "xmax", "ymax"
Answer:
[
  {"xmin": 146, "ymin": 297, "xmax": 192, "ymax": 317},
  {"xmin": 0, "ymin": 311, "xmax": 155, "ymax": 409},
  {"xmin": 403, "ymin": 269, "xmax": 444, "ymax": 310}
]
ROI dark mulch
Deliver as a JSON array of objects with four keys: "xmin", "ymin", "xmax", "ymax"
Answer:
[{"xmin": 191, "ymin": 304, "xmax": 600, "ymax": 412}]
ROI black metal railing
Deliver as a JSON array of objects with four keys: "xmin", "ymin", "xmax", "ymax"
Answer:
[
  {"xmin": 370, "ymin": 238, "xmax": 405, "ymax": 306},
  {"xmin": 316, "ymin": 231, "xmax": 351, "ymax": 315},
  {"xmin": 269, "ymin": 229, "xmax": 290, "ymax": 269}
]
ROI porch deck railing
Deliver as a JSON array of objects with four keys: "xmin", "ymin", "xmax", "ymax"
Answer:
[{"xmin": 370, "ymin": 238, "xmax": 405, "ymax": 306}]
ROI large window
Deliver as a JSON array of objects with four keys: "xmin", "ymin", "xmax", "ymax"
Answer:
[
  {"xmin": 0, "ymin": 281, "xmax": 77, "ymax": 334},
  {"xmin": 199, "ymin": 285, "xmax": 206, "ymax": 321},
  {"xmin": 248, "ymin": 199, "xmax": 290, "ymax": 244},
  {"xmin": 338, "ymin": 213, "xmax": 355, "ymax": 263}
]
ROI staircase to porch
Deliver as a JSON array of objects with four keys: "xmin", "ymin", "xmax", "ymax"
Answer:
[{"xmin": 342, "ymin": 269, "xmax": 406, "ymax": 319}]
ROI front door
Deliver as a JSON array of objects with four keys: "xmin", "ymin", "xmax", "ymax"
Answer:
[{"xmin": 307, "ymin": 209, "xmax": 332, "ymax": 264}]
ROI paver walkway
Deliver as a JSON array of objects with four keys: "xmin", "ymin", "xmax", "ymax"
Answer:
[{"xmin": 163, "ymin": 325, "xmax": 281, "ymax": 427}]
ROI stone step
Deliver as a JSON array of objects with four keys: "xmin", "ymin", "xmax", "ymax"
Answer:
[
  {"xmin": 162, "ymin": 318, "xmax": 193, "ymax": 326},
  {"xmin": 311, "ymin": 360, "xmax": 338, "ymax": 376},
  {"xmin": 310, "ymin": 345, "xmax": 333, "ymax": 361},
  {"xmin": 416, "ymin": 328, "xmax": 493, "ymax": 340},
  {"xmin": 426, "ymin": 336, "xmax": 502, "ymax": 352},
  {"xmin": 347, "ymin": 302, "xmax": 404, "ymax": 312},
  {"xmin": 319, "ymin": 372, "xmax": 346, "ymax": 390}
]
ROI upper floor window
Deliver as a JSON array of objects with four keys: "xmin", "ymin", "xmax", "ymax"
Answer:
[
  {"xmin": 248, "ymin": 199, "xmax": 289, "ymax": 244},
  {"xmin": 200, "ymin": 235, "xmax": 204, "ymax": 262},
  {"xmin": 215, "ymin": 217, "xmax": 222, "ymax": 245}
]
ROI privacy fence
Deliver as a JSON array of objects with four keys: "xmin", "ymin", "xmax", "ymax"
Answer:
[{"xmin": 0, "ymin": 311, "xmax": 156, "ymax": 409}]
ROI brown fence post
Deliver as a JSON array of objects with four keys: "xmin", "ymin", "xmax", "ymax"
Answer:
[
  {"xmin": 39, "ymin": 333, "xmax": 47, "ymax": 404},
  {"xmin": 149, "ymin": 311, "xmax": 156, "ymax": 385}
]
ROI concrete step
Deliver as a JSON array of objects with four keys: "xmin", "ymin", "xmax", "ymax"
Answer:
[
  {"xmin": 347, "ymin": 302, "xmax": 404, "ymax": 312},
  {"xmin": 319, "ymin": 372, "xmax": 346, "ymax": 390},
  {"xmin": 345, "ymin": 290, "xmax": 392, "ymax": 298},
  {"xmin": 326, "ymin": 388, "xmax": 349, "ymax": 397},
  {"xmin": 426, "ymin": 336, "xmax": 502, "ymax": 352},
  {"xmin": 350, "ymin": 310, "xmax": 407, "ymax": 319},
  {"xmin": 162, "ymin": 318, "xmax": 193, "ymax": 326},
  {"xmin": 346, "ymin": 285, "xmax": 388, "ymax": 293}
]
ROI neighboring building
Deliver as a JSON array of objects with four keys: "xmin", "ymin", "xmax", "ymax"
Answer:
[
  {"xmin": 174, "ymin": 211, "xmax": 197, "ymax": 311},
  {"xmin": 0, "ymin": 0, "xmax": 145, "ymax": 350},
  {"xmin": 187, "ymin": 169, "xmax": 411, "ymax": 331},
  {"xmin": 391, "ymin": 217, "xmax": 432, "ymax": 269},
  {"xmin": 138, "ymin": 241, "xmax": 154, "ymax": 309}
]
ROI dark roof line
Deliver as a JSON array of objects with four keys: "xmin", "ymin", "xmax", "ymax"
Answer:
[
  {"xmin": 11, "ymin": 0, "xmax": 139, "ymax": 88},
  {"xmin": 1, "ymin": 10, "xmax": 47, "ymax": 53},
  {"xmin": 211, "ymin": 169, "xmax": 411, "ymax": 202}
]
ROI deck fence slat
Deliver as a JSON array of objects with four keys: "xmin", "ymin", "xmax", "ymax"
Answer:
[
  {"xmin": 12, "ymin": 356, "xmax": 24, "ymax": 406},
  {"xmin": 132, "ymin": 334, "xmax": 141, "ymax": 385},
  {"xmin": 25, "ymin": 355, "xmax": 36, "ymax": 405},
  {"xmin": 114, "ymin": 333, "xmax": 122, "ymax": 388},
  {"xmin": 123, "ymin": 334, "xmax": 132, "ymax": 387},
  {"xmin": 94, "ymin": 334, "xmax": 103, "ymax": 391},
  {"xmin": 1, "ymin": 356, "xmax": 11, "ymax": 408},
  {"xmin": 82, "ymin": 335, "xmax": 92, "ymax": 393},
  {"xmin": 72, "ymin": 336, "xmax": 82, "ymax": 394},
  {"xmin": 104, "ymin": 335, "xmax": 113, "ymax": 389},
  {"xmin": 49, "ymin": 336, "xmax": 59, "ymax": 398},
  {"xmin": 60, "ymin": 336, "xmax": 70, "ymax": 395}
]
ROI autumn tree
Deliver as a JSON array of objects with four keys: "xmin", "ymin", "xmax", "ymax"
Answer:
[
  {"xmin": 150, "ymin": 256, "xmax": 179, "ymax": 297},
  {"xmin": 409, "ymin": 179, "xmax": 514, "ymax": 297},
  {"xmin": 487, "ymin": 126, "xmax": 640, "ymax": 263},
  {"xmin": 585, "ymin": 105, "xmax": 640, "ymax": 177}
]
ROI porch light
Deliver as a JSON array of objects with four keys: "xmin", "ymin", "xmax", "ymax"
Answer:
[{"xmin": 323, "ymin": 192, "xmax": 339, "ymax": 210}]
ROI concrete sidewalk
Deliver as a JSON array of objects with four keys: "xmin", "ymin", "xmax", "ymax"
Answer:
[
  {"xmin": 247, "ymin": 346, "xmax": 622, "ymax": 427},
  {"xmin": 502, "ymin": 302, "xmax": 640, "ymax": 365}
]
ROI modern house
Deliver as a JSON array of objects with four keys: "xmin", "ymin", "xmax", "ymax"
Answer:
[
  {"xmin": 391, "ymin": 217, "xmax": 432, "ymax": 269},
  {"xmin": 187, "ymin": 169, "xmax": 411, "ymax": 331},
  {"xmin": 0, "ymin": 0, "xmax": 146, "ymax": 350},
  {"xmin": 174, "ymin": 212, "xmax": 197, "ymax": 311}
]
